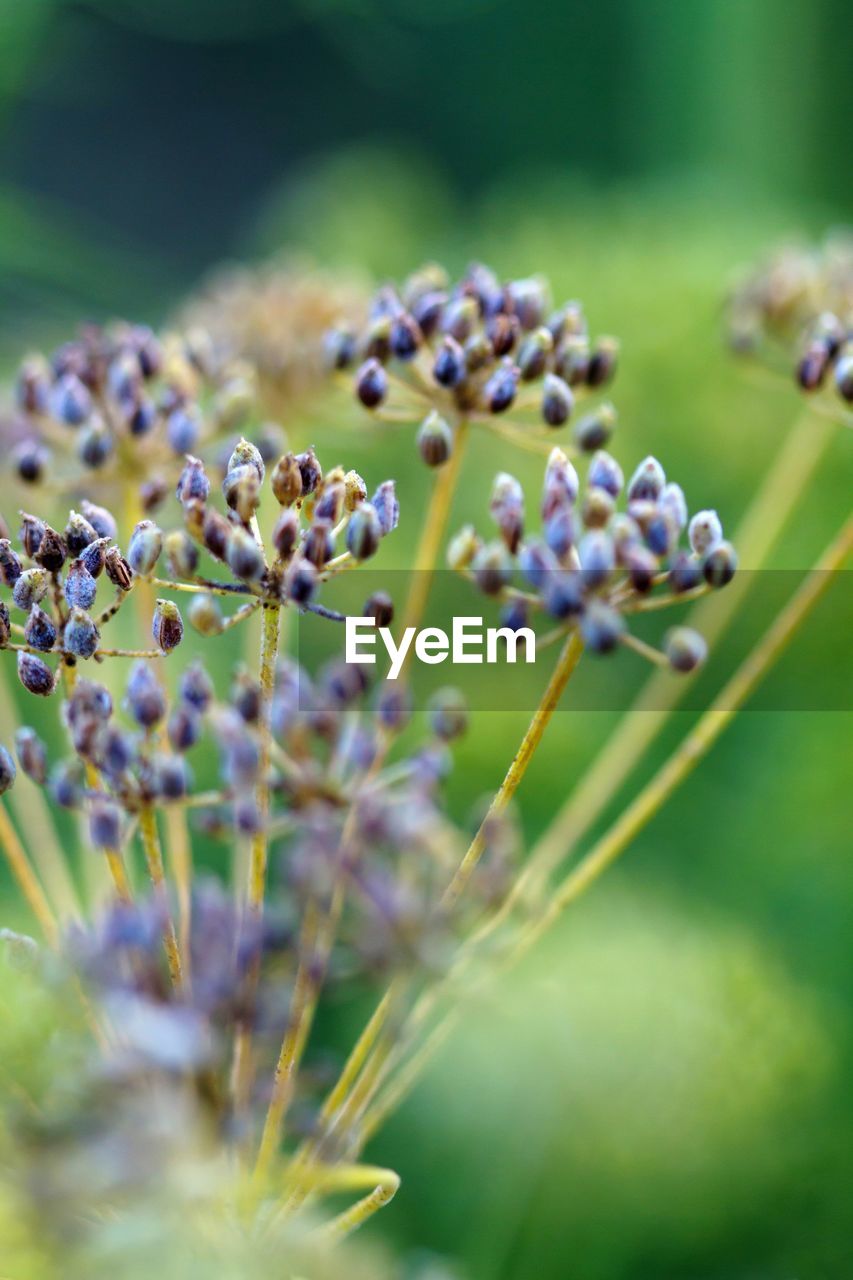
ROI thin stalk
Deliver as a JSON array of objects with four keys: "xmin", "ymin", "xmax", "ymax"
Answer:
[
  {"xmin": 499, "ymin": 404, "xmax": 838, "ymax": 918},
  {"xmin": 0, "ymin": 801, "xmax": 60, "ymax": 947},
  {"xmin": 103, "ymin": 847, "xmax": 133, "ymax": 904},
  {"xmin": 165, "ymin": 804, "xmax": 192, "ymax": 983},
  {"xmin": 442, "ymin": 627, "xmax": 585, "ymax": 909},
  {"xmin": 139, "ymin": 806, "xmax": 183, "ymax": 988},
  {"xmin": 270, "ymin": 1161, "xmax": 400, "ymax": 1242}
]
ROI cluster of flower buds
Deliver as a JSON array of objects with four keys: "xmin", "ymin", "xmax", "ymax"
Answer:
[
  {"xmin": 728, "ymin": 235, "xmax": 853, "ymax": 407},
  {"xmin": 450, "ymin": 447, "xmax": 737, "ymax": 671},
  {"xmin": 8, "ymin": 318, "xmax": 261, "ymax": 493},
  {"xmin": 326, "ymin": 262, "xmax": 619, "ymax": 462},
  {"xmin": 180, "ymin": 256, "xmax": 368, "ymax": 420}
]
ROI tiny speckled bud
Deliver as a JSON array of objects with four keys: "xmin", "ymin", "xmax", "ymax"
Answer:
[
  {"xmin": 89, "ymin": 798, "xmax": 122, "ymax": 849},
  {"xmin": 346, "ymin": 504, "xmax": 382, "ymax": 561},
  {"xmin": 417, "ymin": 411, "xmax": 453, "ymax": 467},
  {"xmin": 17, "ymin": 650, "xmax": 55, "ymax": 696},
  {"xmin": 128, "ymin": 520, "xmax": 162, "ymax": 576},
  {"xmin": 222, "ymin": 464, "xmax": 261, "ymax": 523},
  {"xmin": 188, "ymin": 593, "xmax": 223, "ymax": 636},
  {"xmin": 541, "ymin": 373, "xmax": 573, "ymax": 427},
  {"xmin": 303, "ymin": 519, "xmax": 335, "ymax": 567},
  {"xmin": 703, "ymin": 540, "xmax": 737, "ymax": 588},
  {"xmin": 580, "ymin": 600, "xmax": 625, "ymax": 654},
  {"xmin": 0, "ymin": 600, "xmax": 10, "ymax": 647},
  {"xmin": 471, "ymin": 542, "xmax": 513, "ymax": 595},
  {"xmin": 125, "ymin": 661, "xmax": 166, "ymax": 727},
  {"xmin": 484, "ymin": 360, "xmax": 518, "ymax": 413},
  {"xmin": 166, "ymin": 406, "xmax": 200, "ymax": 453},
  {"xmin": 519, "ymin": 540, "xmax": 559, "ymax": 589},
  {"xmin": 0, "ymin": 745, "xmax": 16, "ymax": 794},
  {"xmin": 64, "ymin": 560, "xmax": 98, "ymax": 610},
  {"xmin": 627, "ymin": 456, "xmax": 666, "ymax": 503},
  {"xmin": 433, "ymin": 335, "xmax": 466, "ymax": 387},
  {"xmin": 0, "ymin": 540, "xmax": 23, "ymax": 587},
  {"xmin": 356, "ymin": 358, "xmax": 388, "ymax": 409},
  {"xmin": 669, "ymin": 551, "xmax": 702, "ymax": 594},
  {"xmin": 429, "ymin": 688, "xmax": 469, "ymax": 741},
  {"xmin": 24, "ymin": 604, "xmax": 57, "ymax": 652},
  {"xmin": 271, "ymin": 453, "xmax": 303, "ymax": 506},
  {"xmin": 228, "ymin": 437, "xmax": 265, "ymax": 484},
  {"xmin": 588, "ymin": 450, "xmax": 623, "ymax": 498},
  {"xmin": 371, "ymin": 481, "xmax": 399, "ymax": 535},
  {"xmin": 202, "ymin": 509, "xmax": 231, "ymax": 562},
  {"xmin": 14, "ymin": 727, "xmax": 46, "ymax": 784},
  {"xmin": 491, "ymin": 472, "xmax": 524, "ymax": 553},
  {"xmin": 271, "ymin": 509, "xmax": 299, "ymax": 560},
  {"xmin": 152, "ymin": 599, "xmax": 183, "ymax": 652},
  {"xmin": 104, "ymin": 546, "xmax": 133, "ymax": 592},
  {"xmin": 659, "ymin": 482, "xmax": 688, "ymax": 531},
  {"xmin": 447, "ymin": 525, "xmax": 481, "ymax": 571},
  {"xmin": 33, "ymin": 526, "xmax": 66, "ymax": 573},
  {"xmin": 176, "ymin": 455, "xmax": 210, "ymax": 505},
  {"xmin": 52, "ymin": 372, "xmax": 91, "ymax": 425},
  {"xmin": 180, "ymin": 660, "xmax": 214, "ymax": 711},
  {"xmin": 65, "ymin": 511, "xmax": 98, "ymax": 556},
  {"xmin": 13, "ymin": 568, "xmax": 49, "ymax": 612},
  {"xmin": 665, "ymin": 626, "xmax": 707, "ymax": 673},
  {"xmin": 80, "ymin": 501, "xmax": 118, "ymax": 542},
  {"xmin": 19, "ymin": 512, "xmax": 45, "ymax": 558},
  {"xmin": 343, "ymin": 470, "xmax": 368, "ymax": 513},
  {"xmin": 314, "ymin": 481, "xmax": 345, "ymax": 524},
  {"xmin": 63, "ymin": 608, "xmax": 99, "ymax": 658},
  {"xmin": 544, "ymin": 571, "xmax": 584, "ymax": 620},
  {"xmin": 164, "ymin": 530, "xmax": 199, "ymax": 578},
  {"xmin": 226, "ymin": 526, "xmax": 266, "ymax": 581},
  {"xmin": 688, "ymin": 509, "xmax": 723, "ymax": 556},
  {"xmin": 364, "ymin": 591, "xmax": 394, "ymax": 629},
  {"xmin": 572, "ymin": 402, "xmax": 616, "ymax": 452}
]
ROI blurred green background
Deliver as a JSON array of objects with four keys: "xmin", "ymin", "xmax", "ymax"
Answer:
[{"xmin": 0, "ymin": 2, "xmax": 851, "ymax": 1278}]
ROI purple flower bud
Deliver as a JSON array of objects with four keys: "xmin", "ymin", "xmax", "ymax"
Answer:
[
  {"xmin": 0, "ymin": 601, "xmax": 10, "ymax": 648},
  {"xmin": 371, "ymin": 480, "xmax": 399, "ymax": 535},
  {"xmin": 64, "ymin": 560, "xmax": 98, "ymax": 610},
  {"xmin": 703, "ymin": 541, "xmax": 737, "ymax": 588},
  {"xmin": 586, "ymin": 337, "xmax": 619, "ymax": 387},
  {"xmin": 17, "ymin": 650, "xmax": 55, "ymax": 696},
  {"xmin": 519, "ymin": 540, "xmax": 559, "ymax": 589},
  {"xmin": 572, "ymin": 403, "xmax": 616, "ymax": 452},
  {"xmin": 0, "ymin": 745, "xmax": 16, "ymax": 794},
  {"xmin": 13, "ymin": 568, "xmax": 49, "ymax": 612},
  {"xmin": 544, "ymin": 570, "xmax": 584, "ymax": 619},
  {"xmin": 346, "ymin": 504, "xmax": 382, "ymax": 561},
  {"xmin": 89, "ymin": 798, "xmax": 122, "ymax": 849},
  {"xmin": 33, "ymin": 526, "xmax": 66, "ymax": 573},
  {"xmin": 24, "ymin": 604, "xmax": 57, "ymax": 652},
  {"xmin": 180, "ymin": 660, "xmax": 214, "ymax": 711},
  {"xmin": 52, "ymin": 372, "xmax": 91, "ymax": 425},
  {"xmin": 0, "ymin": 539, "xmax": 22, "ymax": 587},
  {"xmin": 81, "ymin": 500, "xmax": 118, "ymax": 541},
  {"xmin": 356, "ymin": 358, "xmax": 388, "ymax": 409},
  {"xmin": 78, "ymin": 419, "xmax": 114, "ymax": 469},
  {"xmin": 668, "ymin": 551, "xmax": 702, "ymax": 594},
  {"xmin": 665, "ymin": 626, "xmax": 707, "ymax": 673},
  {"xmin": 541, "ymin": 373, "xmax": 573, "ymax": 427},
  {"xmin": 580, "ymin": 601, "xmax": 625, "ymax": 654},
  {"xmin": 166, "ymin": 406, "xmax": 200, "ymax": 453},
  {"xmin": 587, "ymin": 450, "xmax": 624, "ymax": 498},
  {"xmin": 390, "ymin": 312, "xmax": 422, "ymax": 361},
  {"xmin": 471, "ymin": 542, "xmax": 513, "ymax": 595},
  {"xmin": 154, "ymin": 754, "xmax": 190, "ymax": 800},
  {"xmin": 125, "ymin": 661, "xmax": 166, "ymax": 727},
  {"xmin": 517, "ymin": 327, "xmax": 553, "ymax": 381},
  {"xmin": 428, "ymin": 688, "xmax": 468, "ymax": 741},
  {"xmin": 579, "ymin": 530, "xmax": 615, "ymax": 587},
  {"xmin": 364, "ymin": 591, "xmax": 394, "ymax": 629},
  {"xmin": 433, "ymin": 335, "xmax": 466, "ymax": 388},
  {"xmin": 64, "ymin": 511, "xmax": 98, "ymax": 556},
  {"xmin": 128, "ymin": 398, "xmax": 157, "ymax": 437},
  {"xmin": 545, "ymin": 507, "xmax": 576, "ymax": 560},
  {"xmin": 63, "ymin": 608, "xmax": 99, "ymax": 658},
  {"xmin": 50, "ymin": 761, "xmax": 81, "ymax": 808},
  {"xmin": 168, "ymin": 703, "xmax": 201, "ymax": 752},
  {"xmin": 14, "ymin": 727, "xmax": 46, "ymax": 784},
  {"xmin": 285, "ymin": 557, "xmax": 317, "ymax": 605},
  {"xmin": 226, "ymin": 526, "xmax": 266, "ymax": 581},
  {"xmin": 127, "ymin": 520, "xmax": 163, "ymax": 576},
  {"xmin": 176, "ymin": 455, "xmax": 210, "ymax": 505},
  {"xmin": 271, "ymin": 509, "xmax": 299, "ymax": 560},
  {"xmin": 627, "ymin": 456, "xmax": 666, "ymax": 503},
  {"xmin": 296, "ymin": 448, "xmax": 323, "ymax": 496},
  {"xmin": 484, "ymin": 361, "xmax": 518, "ymax": 414},
  {"xmin": 202, "ymin": 509, "xmax": 231, "ymax": 562},
  {"xmin": 303, "ymin": 519, "xmax": 335, "ymax": 567},
  {"xmin": 417, "ymin": 411, "xmax": 453, "ymax": 467},
  {"xmin": 13, "ymin": 439, "xmax": 48, "ymax": 484},
  {"xmin": 688, "ymin": 509, "xmax": 723, "ymax": 556},
  {"xmin": 323, "ymin": 326, "xmax": 357, "ymax": 370}
]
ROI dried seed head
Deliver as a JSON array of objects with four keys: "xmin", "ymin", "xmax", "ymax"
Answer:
[
  {"xmin": 202, "ymin": 509, "xmax": 231, "ymax": 562},
  {"xmin": 271, "ymin": 509, "xmax": 299, "ymax": 560},
  {"xmin": 0, "ymin": 540, "xmax": 22, "ymax": 587},
  {"xmin": 152, "ymin": 599, "xmax": 184, "ymax": 652},
  {"xmin": 33, "ymin": 525, "xmax": 66, "ymax": 573},
  {"xmin": 296, "ymin": 447, "xmax": 323, "ymax": 496},
  {"xmin": 104, "ymin": 546, "xmax": 133, "ymax": 592},
  {"xmin": 228, "ymin": 437, "xmax": 266, "ymax": 484},
  {"xmin": 417, "ymin": 411, "xmax": 453, "ymax": 467},
  {"xmin": 270, "ymin": 452, "xmax": 303, "ymax": 506}
]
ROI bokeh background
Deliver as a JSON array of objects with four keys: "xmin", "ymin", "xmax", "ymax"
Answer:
[{"xmin": 0, "ymin": 2, "xmax": 851, "ymax": 1278}]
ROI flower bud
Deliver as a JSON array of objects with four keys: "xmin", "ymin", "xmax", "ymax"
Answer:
[
  {"xmin": 491, "ymin": 472, "xmax": 525, "ymax": 553},
  {"xmin": 176, "ymin": 455, "xmax": 210, "ymax": 505},
  {"xmin": 303, "ymin": 519, "xmax": 335, "ymax": 567},
  {"xmin": 89, "ymin": 799, "xmax": 122, "ymax": 849},
  {"xmin": 33, "ymin": 526, "xmax": 66, "ymax": 573},
  {"xmin": 429, "ymin": 688, "xmax": 469, "ymax": 741},
  {"xmin": 703, "ymin": 540, "xmax": 737, "ymax": 588},
  {"xmin": 668, "ymin": 551, "xmax": 702, "ymax": 593},
  {"xmin": 442, "ymin": 295, "xmax": 478, "ymax": 342},
  {"xmin": 168, "ymin": 703, "xmax": 201, "ymax": 753},
  {"xmin": 371, "ymin": 481, "xmax": 399, "ymax": 536},
  {"xmin": 128, "ymin": 398, "xmax": 157, "ymax": 437},
  {"xmin": 17, "ymin": 355, "xmax": 51, "ymax": 415},
  {"xmin": 519, "ymin": 539, "xmax": 559, "ymax": 589},
  {"xmin": 572, "ymin": 402, "xmax": 616, "ymax": 452},
  {"xmin": 364, "ymin": 591, "xmax": 394, "ymax": 629},
  {"xmin": 417, "ymin": 411, "xmax": 453, "ymax": 467},
  {"xmin": 796, "ymin": 342, "xmax": 828, "ymax": 391},
  {"xmin": 13, "ymin": 440, "xmax": 48, "ymax": 484},
  {"xmin": 63, "ymin": 608, "xmax": 99, "ymax": 658},
  {"xmin": 270, "ymin": 452, "xmax": 303, "ymax": 506},
  {"xmin": 346, "ymin": 504, "xmax": 382, "ymax": 561},
  {"xmin": 271, "ymin": 509, "xmax": 299, "ymax": 560},
  {"xmin": 484, "ymin": 360, "xmax": 518, "ymax": 414},
  {"xmin": 411, "ymin": 288, "xmax": 447, "ymax": 337},
  {"xmin": 24, "ymin": 604, "xmax": 57, "ymax": 652},
  {"xmin": 356, "ymin": 358, "xmax": 388, "ymax": 409},
  {"xmin": 188, "ymin": 593, "xmax": 223, "ymax": 636},
  {"xmin": 64, "ymin": 560, "xmax": 98, "ymax": 610},
  {"xmin": 166, "ymin": 406, "xmax": 200, "ymax": 453},
  {"xmin": 228, "ymin": 437, "xmax": 265, "ymax": 484},
  {"xmin": 0, "ymin": 745, "xmax": 16, "ymax": 794},
  {"xmin": 125, "ymin": 661, "xmax": 166, "ymax": 727},
  {"xmin": 285, "ymin": 557, "xmax": 317, "ymax": 605},
  {"xmin": 471, "ymin": 542, "xmax": 513, "ymax": 595},
  {"xmin": 363, "ymin": 312, "xmax": 392, "ymax": 360},
  {"xmin": 0, "ymin": 540, "xmax": 23, "ymax": 591},
  {"xmin": 180, "ymin": 660, "xmax": 214, "ymax": 710},
  {"xmin": 586, "ymin": 337, "xmax": 619, "ymax": 387},
  {"xmin": 297, "ymin": 448, "xmax": 323, "ymax": 496},
  {"xmin": 14, "ymin": 727, "xmax": 46, "ymax": 784},
  {"xmin": 688, "ymin": 509, "xmax": 723, "ymax": 556},
  {"xmin": 0, "ymin": 601, "xmax": 10, "ymax": 647},
  {"xmin": 52, "ymin": 372, "xmax": 91, "ymax": 425},
  {"xmin": 202, "ymin": 509, "xmax": 231, "ymax": 562},
  {"xmin": 433, "ymin": 335, "xmax": 466, "ymax": 387},
  {"xmin": 587, "ymin": 450, "xmax": 623, "ymax": 498},
  {"xmin": 580, "ymin": 600, "xmax": 625, "ymax": 654},
  {"xmin": 581, "ymin": 487, "xmax": 615, "ymax": 530},
  {"xmin": 17, "ymin": 650, "xmax": 55, "ymax": 696},
  {"xmin": 625, "ymin": 544, "xmax": 658, "ymax": 593},
  {"xmin": 541, "ymin": 373, "xmax": 573, "ymax": 426},
  {"xmin": 50, "ymin": 761, "xmax": 82, "ymax": 808},
  {"xmin": 834, "ymin": 353, "xmax": 853, "ymax": 402},
  {"xmin": 64, "ymin": 511, "xmax": 98, "ymax": 557},
  {"xmin": 390, "ymin": 312, "xmax": 422, "ymax": 360},
  {"xmin": 78, "ymin": 419, "xmax": 114, "ymax": 469},
  {"xmin": 447, "ymin": 525, "xmax": 481, "ymax": 571},
  {"xmin": 464, "ymin": 332, "xmax": 493, "ymax": 372},
  {"xmin": 226, "ymin": 526, "xmax": 266, "ymax": 581},
  {"xmin": 152, "ymin": 599, "xmax": 183, "ymax": 652},
  {"xmin": 127, "ymin": 520, "xmax": 163, "ymax": 576},
  {"xmin": 154, "ymin": 754, "xmax": 190, "ymax": 800},
  {"xmin": 104, "ymin": 546, "xmax": 133, "ymax": 591},
  {"xmin": 507, "ymin": 277, "xmax": 547, "ymax": 330},
  {"xmin": 544, "ymin": 570, "xmax": 584, "ymax": 619},
  {"xmin": 578, "ymin": 530, "xmax": 615, "ymax": 587},
  {"xmin": 19, "ymin": 512, "xmax": 45, "ymax": 558},
  {"xmin": 665, "ymin": 626, "xmax": 707, "ymax": 673},
  {"xmin": 164, "ymin": 530, "xmax": 199, "ymax": 578},
  {"xmin": 80, "ymin": 500, "xmax": 118, "ymax": 542},
  {"xmin": 13, "ymin": 568, "xmax": 49, "ymax": 611},
  {"xmin": 627, "ymin": 456, "xmax": 666, "ymax": 503},
  {"xmin": 517, "ymin": 326, "xmax": 553, "ymax": 381},
  {"xmin": 376, "ymin": 680, "xmax": 412, "ymax": 732},
  {"xmin": 323, "ymin": 326, "xmax": 357, "ymax": 370},
  {"xmin": 659, "ymin": 482, "xmax": 688, "ymax": 532}
]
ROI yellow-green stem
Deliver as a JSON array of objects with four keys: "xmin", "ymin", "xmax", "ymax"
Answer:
[
  {"xmin": 139, "ymin": 805, "xmax": 183, "ymax": 988},
  {"xmin": 0, "ymin": 801, "xmax": 60, "ymax": 947}
]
